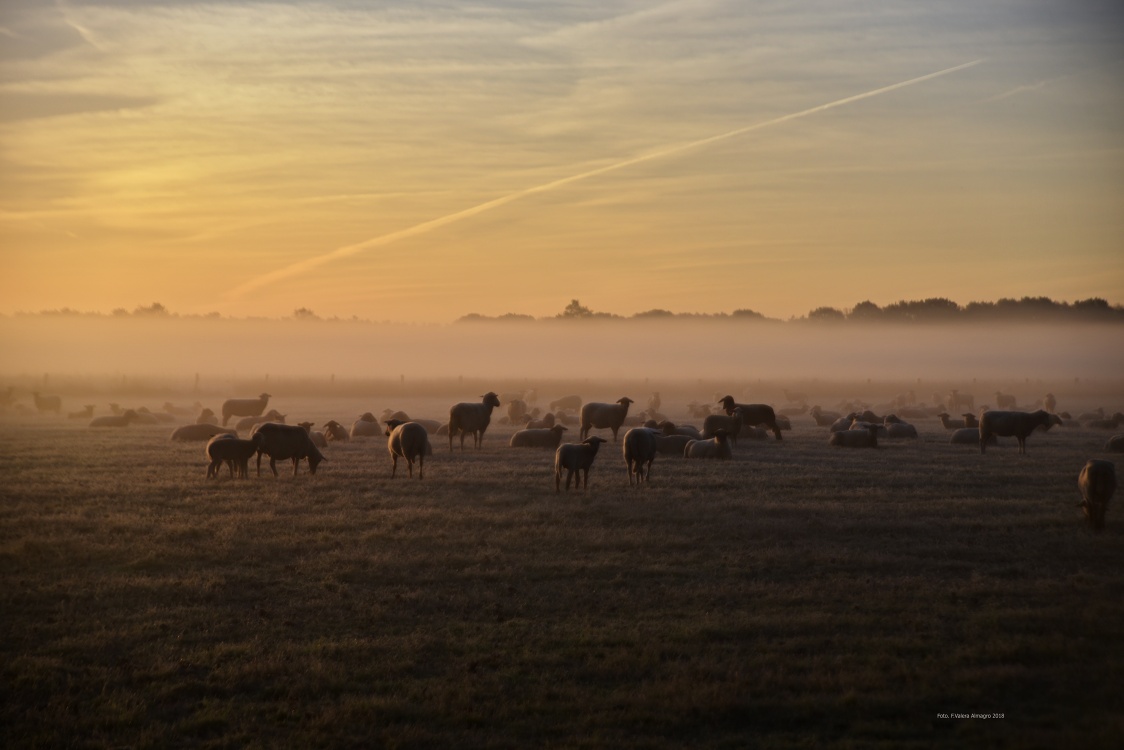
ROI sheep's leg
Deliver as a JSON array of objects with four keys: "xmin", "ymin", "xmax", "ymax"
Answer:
[
  {"xmin": 555, "ymin": 470, "xmax": 561, "ymax": 493},
  {"xmin": 417, "ymin": 454, "xmax": 424, "ymax": 480},
  {"xmin": 269, "ymin": 457, "xmax": 279, "ymax": 477},
  {"xmin": 407, "ymin": 457, "xmax": 414, "ymax": 477},
  {"xmin": 392, "ymin": 454, "xmax": 398, "ymax": 478},
  {"xmin": 256, "ymin": 451, "xmax": 264, "ymax": 476},
  {"xmin": 566, "ymin": 469, "xmax": 575, "ymax": 490},
  {"xmin": 292, "ymin": 457, "xmax": 300, "ymax": 476},
  {"xmin": 1017, "ymin": 437, "xmax": 1026, "ymax": 455}
]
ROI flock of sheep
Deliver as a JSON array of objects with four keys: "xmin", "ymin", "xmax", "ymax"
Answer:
[{"xmin": 5, "ymin": 385, "xmax": 1120, "ymax": 531}]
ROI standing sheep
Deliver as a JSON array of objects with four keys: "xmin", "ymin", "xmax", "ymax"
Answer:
[
  {"xmin": 684, "ymin": 430, "xmax": 733, "ymax": 459},
  {"xmin": 978, "ymin": 409, "xmax": 1062, "ymax": 454},
  {"xmin": 717, "ymin": 396, "xmax": 782, "ymax": 441},
  {"xmin": 994, "ymin": 391, "xmax": 1018, "ymax": 409},
  {"xmin": 221, "ymin": 393, "xmax": 271, "ymax": 426},
  {"xmin": 580, "ymin": 397, "xmax": 634, "ymax": 442},
  {"xmin": 550, "ymin": 395, "xmax": 583, "ymax": 412},
  {"xmin": 647, "ymin": 392, "xmax": 661, "ymax": 413},
  {"xmin": 1043, "ymin": 393, "xmax": 1057, "ymax": 412},
  {"xmin": 702, "ymin": 408, "xmax": 746, "ymax": 445},
  {"xmin": 509, "ymin": 424, "xmax": 568, "ymax": 449},
  {"xmin": 1077, "ymin": 459, "xmax": 1115, "ymax": 531},
  {"xmin": 205, "ymin": 434, "xmax": 258, "ymax": 479},
  {"xmin": 253, "ymin": 422, "xmax": 326, "ymax": 476},
  {"xmin": 554, "ymin": 436, "xmax": 608, "ymax": 491},
  {"xmin": 448, "ymin": 392, "xmax": 502, "ymax": 451},
  {"xmin": 622, "ymin": 427, "xmax": 659, "ymax": 485},
  {"xmin": 322, "ymin": 420, "xmax": 349, "ymax": 442},
  {"xmin": 385, "ymin": 419, "xmax": 431, "ymax": 479}
]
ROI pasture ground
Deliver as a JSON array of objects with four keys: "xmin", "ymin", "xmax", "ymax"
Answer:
[{"xmin": 2, "ymin": 396, "xmax": 1122, "ymax": 749}]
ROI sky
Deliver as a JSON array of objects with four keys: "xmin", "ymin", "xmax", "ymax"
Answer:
[{"xmin": 1, "ymin": 0, "xmax": 1123, "ymax": 323}]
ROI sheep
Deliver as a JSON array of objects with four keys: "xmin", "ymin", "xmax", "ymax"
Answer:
[
  {"xmin": 659, "ymin": 421, "xmax": 702, "ymax": 439},
  {"xmin": 742, "ymin": 426, "xmax": 770, "ymax": 440},
  {"xmin": 1077, "ymin": 459, "xmax": 1116, "ymax": 531},
  {"xmin": 221, "ymin": 393, "xmax": 271, "ymax": 426},
  {"xmin": 978, "ymin": 409, "xmax": 1063, "ymax": 454},
  {"xmin": 236, "ymin": 409, "xmax": 286, "ymax": 432},
  {"xmin": 647, "ymin": 392, "xmax": 661, "ymax": 413},
  {"xmin": 828, "ymin": 423, "xmax": 882, "ymax": 448},
  {"xmin": 684, "ymin": 430, "xmax": 733, "ymax": 460},
  {"xmin": 1105, "ymin": 435, "xmax": 1124, "ymax": 453},
  {"xmin": 525, "ymin": 413, "xmax": 556, "ymax": 430},
  {"xmin": 717, "ymin": 396, "xmax": 782, "ymax": 441},
  {"xmin": 321, "ymin": 419, "xmax": 349, "ymax": 442},
  {"xmin": 350, "ymin": 413, "xmax": 382, "ymax": 438},
  {"xmin": 163, "ymin": 401, "xmax": 200, "ymax": 417},
  {"xmin": 783, "ymin": 388, "xmax": 808, "ymax": 404},
  {"xmin": 382, "ymin": 409, "xmax": 410, "ymax": 422},
  {"xmin": 1076, "ymin": 407, "xmax": 1105, "ymax": 422},
  {"xmin": 549, "ymin": 395, "xmax": 583, "ymax": 412},
  {"xmin": 555, "ymin": 411, "xmax": 580, "ymax": 426},
  {"xmin": 507, "ymin": 399, "xmax": 529, "ymax": 424},
  {"xmin": 829, "ymin": 413, "xmax": 859, "ymax": 433},
  {"xmin": 170, "ymin": 423, "xmax": 236, "ymax": 442},
  {"xmin": 937, "ymin": 412, "xmax": 978, "ymax": 430},
  {"xmin": 32, "ymin": 392, "xmax": 62, "ymax": 414},
  {"xmin": 1085, "ymin": 412, "xmax": 1124, "ymax": 430},
  {"xmin": 994, "ymin": 391, "xmax": 1018, "ymax": 409},
  {"xmin": 296, "ymin": 421, "xmax": 328, "ymax": 448},
  {"xmin": 623, "ymin": 428, "xmax": 659, "ymax": 485},
  {"xmin": 136, "ymin": 407, "xmax": 174, "ymax": 423},
  {"xmin": 686, "ymin": 401, "xmax": 713, "ymax": 418},
  {"xmin": 580, "ymin": 397, "xmax": 634, "ymax": 442},
  {"xmin": 205, "ymin": 435, "xmax": 258, "ymax": 479},
  {"xmin": 253, "ymin": 422, "xmax": 326, "ymax": 476},
  {"xmin": 702, "ymin": 408, "xmax": 746, "ymax": 445},
  {"xmin": 554, "ymin": 436, "xmax": 607, "ymax": 491},
  {"xmin": 196, "ymin": 408, "xmax": 218, "ymax": 425},
  {"xmin": 384, "ymin": 419, "xmax": 431, "ymax": 479},
  {"xmin": 509, "ymin": 424, "xmax": 568, "ymax": 449},
  {"xmin": 952, "ymin": 427, "xmax": 996, "ymax": 446},
  {"xmin": 89, "ymin": 410, "xmax": 139, "ymax": 428},
  {"xmin": 1043, "ymin": 393, "xmax": 1057, "ymax": 412},
  {"xmin": 67, "ymin": 405, "xmax": 94, "ymax": 420},
  {"xmin": 883, "ymin": 421, "xmax": 918, "ymax": 439},
  {"xmin": 653, "ymin": 433, "xmax": 693, "ymax": 456},
  {"xmin": 779, "ymin": 403, "xmax": 809, "ymax": 417},
  {"xmin": 410, "ymin": 419, "xmax": 443, "ymax": 435},
  {"xmin": 947, "ymin": 390, "xmax": 974, "ymax": 412},
  {"xmin": 449, "ymin": 392, "xmax": 501, "ymax": 450}
]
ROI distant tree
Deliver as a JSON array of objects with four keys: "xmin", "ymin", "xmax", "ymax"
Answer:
[
  {"xmin": 807, "ymin": 306, "xmax": 845, "ymax": 322},
  {"xmin": 112, "ymin": 308, "xmax": 129, "ymax": 317},
  {"xmin": 632, "ymin": 308, "xmax": 674, "ymax": 318},
  {"xmin": 133, "ymin": 302, "xmax": 169, "ymax": 316},
  {"xmin": 292, "ymin": 307, "xmax": 320, "ymax": 320},
  {"xmin": 731, "ymin": 308, "xmax": 766, "ymax": 320},
  {"xmin": 558, "ymin": 299, "xmax": 594, "ymax": 318},
  {"xmin": 849, "ymin": 300, "xmax": 883, "ymax": 321}
]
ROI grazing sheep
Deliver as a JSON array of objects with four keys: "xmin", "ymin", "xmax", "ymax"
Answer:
[
  {"xmin": 322, "ymin": 419, "xmax": 349, "ymax": 442},
  {"xmin": 67, "ymin": 405, "xmax": 94, "ymax": 420},
  {"xmin": 32, "ymin": 392, "xmax": 62, "ymax": 414},
  {"xmin": 525, "ymin": 412, "xmax": 556, "ymax": 430},
  {"xmin": 296, "ymin": 421, "xmax": 328, "ymax": 448},
  {"xmin": 653, "ymin": 433, "xmax": 693, "ymax": 456},
  {"xmin": 554, "ymin": 436, "xmax": 608, "ymax": 491},
  {"xmin": 509, "ymin": 424, "xmax": 568, "ymax": 449},
  {"xmin": 580, "ymin": 397, "xmax": 635, "ymax": 442},
  {"xmin": 221, "ymin": 393, "xmax": 271, "ymax": 426},
  {"xmin": 1105, "ymin": 435, "xmax": 1124, "ymax": 453},
  {"xmin": 205, "ymin": 435, "xmax": 258, "ymax": 479},
  {"xmin": 89, "ymin": 410, "xmax": 139, "ymax": 428},
  {"xmin": 236, "ymin": 409, "xmax": 285, "ymax": 432},
  {"xmin": 170, "ymin": 423, "xmax": 236, "ymax": 442},
  {"xmin": 550, "ymin": 395, "xmax": 583, "ymax": 412},
  {"xmin": 253, "ymin": 422, "xmax": 326, "ymax": 476},
  {"xmin": 659, "ymin": 421, "xmax": 702, "ymax": 439},
  {"xmin": 952, "ymin": 427, "xmax": 995, "ymax": 446},
  {"xmin": 828, "ymin": 423, "xmax": 882, "ymax": 448},
  {"xmin": 196, "ymin": 408, "xmax": 218, "ymax": 425},
  {"xmin": 978, "ymin": 409, "xmax": 1063, "ymax": 454},
  {"xmin": 449, "ymin": 392, "xmax": 502, "ymax": 450},
  {"xmin": 350, "ymin": 413, "xmax": 382, "ymax": 438},
  {"xmin": 1085, "ymin": 412, "xmax": 1124, "ymax": 430},
  {"xmin": 994, "ymin": 391, "xmax": 1018, "ymax": 409},
  {"xmin": 717, "ymin": 396, "xmax": 782, "ymax": 441},
  {"xmin": 385, "ymin": 419, "xmax": 431, "ymax": 479},
  {"xmin": 702, "ymin": 408, "xmax": 746, "ymax": 444},
  {"xmin": 684, "ymin": 430, "xmax": 733, "ymax": 460},
  {"xmin": 623, "ymin": 428, "xmax": 659, "ymax": 485},
  {"xmin": 1077, "ymin": 459, "xmax": 1116, "ymax": 531}
]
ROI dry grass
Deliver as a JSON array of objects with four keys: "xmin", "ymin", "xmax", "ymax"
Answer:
[{"xmin": 1, "ymin": 402, "xmax": 1122, "ymax": 749}]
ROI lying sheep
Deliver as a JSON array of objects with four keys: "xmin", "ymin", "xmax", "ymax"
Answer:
[
  {"xmin": 382, "ymin": 409, "xmax": 411, "ymax": 422},
  {"xmin": 253, "ymin": 422, "xmax": 326, "ymax": 476},
  {"xmin": 979, "ymin": 409, "xmax": 1062, "ymax": 454},
  {"xmin": 829, "ymin": 413, "xmax": 859, "ymax": 433},
  {"xmin": 550, "ymin": 395, "xmax": 583, "ymax": 412},
  {"xmin": 297, "ymin": 421, "xmax": 328, "ymax": 448},
  {"xmin": 554, "ymin": 436, "xmax": 608, "ymax": 491},
  {"xmin": 196, "ymin": 408, "xmax": 218, "ymax": 425},
  {"xmin": 937, "ymin": 412, "xmax": 978, "ymax": 430},
  {"xmin": 322, "ymin": 420, "xmax": 349, "ymax": 442},
  {"xmin": 32, "ymin": 392, "xmax": 61, "ymax": 414},
  {"xmin": 883, "ymin": 421, "xmax": 918, "ymax": 439},
  {"xmin": 221, "ymin": 393, "xmax": 271, "ymax": 426},
  {"xmin": 525, "ymin": 412, "xmax": 556, "ymax": 430},
  {"xmin": 659, "ymin": 421, "xmax": 702, "ymax": 439},
  {"xmin": 410, "ymin": 419, "xmax": 443, "ymax": 435},
  {"xmin": 684, "ymin": 430, "xmax": 732, "ymax": 459},
  {"xmin": 509, "ymin": 424, "xmax": 568, "ymax": 449},
  {"xmin": 1106, "ymin": 435, "xmax": 1124, "ymax": 453},
  {"xmin": 236, "ymin": 409, "xmax": 285, "ymax": 432},
  {"xmin": 135, "ymin": 407, "xmax": 174, "ymax": 424},
  {"xmin": 67, "ymin": 405, "xmax": 94, "ymax": 420},
  {"xmin": 350, "ymin": 413, "xmax": 382, "ymax": 438},
  {"xmin": 449, "ymin": 392, "xmax": 501, "ymax": 450},
  {"xmin": 580, "ymin": 397, "xmax": 634, "ymax": 442},
  {"xmin": 1078, "ymin": 459, "xmax": 1116, "ymax": 531},
  {"xmin": 623, "ymin": 428, "xmax": 659, "ymax": 485},
  {"xmin": 653, "ymin": 433, "xmax": 693, "ymax": 456},
  {"xmin": 170, "ymin": 423, "xmax": 236, "ymax": 442},
  {"xmin": 205, "ymin": 434, "xmax": 258, "ymax": 479},
  {"xmin": 718, "ymin": 396, "xmax": 782, "ymax": 441},
  {"xmin": 951, "ymin": 427, "xmax": 995, "ymax": 446},
  {"xmin": 828, "ymin": 423, "xmax": 882, "ymax": 448},
  {"xmin": 385, "ymin": 419, "xmax": 431, "ymax": 479},
  {"xmin": 1085, "ymin": 412, "xmax": 1124, "ymax": 430},
  {"xmin": 89, "ymin": 410, "xmax": 139, "ymax": 428},
  {"xmin": 702, "ymin": 408, "xmax": 745, "ymax": 444},
  {"xmin": 1077, "ymin": 408, "xmax": 1105, "ymax": 422}
]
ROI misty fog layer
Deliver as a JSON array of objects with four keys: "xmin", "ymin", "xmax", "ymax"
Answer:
[{"xmin": 2, "ymin": 317, "xmax": 1121, "ymax": 384}]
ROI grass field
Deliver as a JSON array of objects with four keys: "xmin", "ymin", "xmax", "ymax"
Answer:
[{"xmin": 2, "ymin": 395, "xmax": 1122, "ymax": 749}]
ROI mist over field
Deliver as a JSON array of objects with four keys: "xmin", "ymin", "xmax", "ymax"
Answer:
[{"xmin": 1, "ymin": 315, "xmax": 1121, "ymax": 385}]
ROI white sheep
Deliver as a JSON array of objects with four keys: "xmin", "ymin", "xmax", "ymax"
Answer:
[
  {"xmin": 554, "ymin": 436, "xmax": 607, "ymax": 491},
  {"xmin": 828, "ymin": 423, "xmax": 881, "ymax": 448},
  {"xmin": 623, "ymin": 427, "xmax": 659, "ymax": 485},
  {"xmin": 580, "ymin": 397, "xmax": 634, "ymax": 442},
  {"xmin": 1043, "ymin": 393, "xmax": 1057, "ymax": 412},
  {"xmin": 381, "ymin": 408, "xmax": 410, "ymax": 422},
  {"xmin": 658, "ymin": 421, "xmax": 702, "ymax": 439},
  {"xmin": 937, "ymin": 412, "xmax": 978, "ymax": 430},
  {"xmin": 89, "ymin": 410, "xmax": 139, "ymax": 428},
  {"xmin": 653, "ymin": 433, "xmax": 692, "ymax": 456},
  {"xmin": 385, "ymin": 419, "xmax": 431, "ymax": 479},
  {"xmin": 978, "ymin": 409, "xmax": 1063, "ymax": 454},
  {"xmin": 994, "ymin": 391, "xmax": 1018, "ymax": 409},
  {"xmin": 684, "ymin": 430, "xmax": 732, "ymax": 460},
  {"xmin": 881, "ymin": 417, "xmax": 918, "ymax": 439},
  {"xmin": 448, "ymin": 392, "xmax": 501, "ymax": 450},
  {"xmin": 507, "ymin": 399, "xmax": 529, "ymax": 424},
  {"xmin": 221, "ymin": 393, "xmax": 271, "ymax": 426},
  {"xmin": 350, "ymin": 413, "xmax": 382, "ymax": 438},
  {"xmin": 717, "ymin": 396, "xmax": 782, "ymax": 441},
  {"xmin": 170, "ymin": 423, "xmax": 236, "ymax": 442},
  {"xmin": 509, "ymin": 424, "xmax": 568, "ymax": 449},
  {"xmin": 1078, "ymin": 459, "xmax": 1115, "ymax": 531},
  {"xmin": 205, "ymin": 434, "xmax": 258, "ymax": 479},
  {"xmin": 647, "ymin": 392, "xmax": 661, "ymax": 413},
  {"xmin": 702, "ymin": 407, "xmax": 746, "ymax": 444},
  {"xmin": 829, "ymin": 413, "xmax": 859, "ymax": 433},
  {"xmin": 947, "ymin": 390, "xmax": 975, "ymax": 412}
]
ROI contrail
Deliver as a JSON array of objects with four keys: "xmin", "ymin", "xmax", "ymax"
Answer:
[{"xmin": 226, "ymin": 59, "xmax": 984, "ymax": 300}]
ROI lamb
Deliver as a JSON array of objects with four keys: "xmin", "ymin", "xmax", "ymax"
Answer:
[
  {"xmin": 717, "ymin": 396, "xmax": 782, "ymax": 440},
  {"xmin": 951, "ymin": 428, "xmax": 995, "ymax": 446},
  {"xmin": 549, "ymin": 395, "xmax": 583, "ymax": 412},
  {"xmin": 1077, "ymin": 459, "xmax": 1116, "ymax": 531},
  {"xmin": 623, "ymin": 428, "xmax": 659, "ymax": 485},
  {"xmin": 1085, "ymin": 412, "xmax": 1124, "ymax": 430},
  {"xmin": 684, "ymin": 430, "xmax": 733, "ymax": 459},
  {"xmin": 448, "ymin": 392, "xmax": 501, "ymax": 450},
  {"xmin": 525, "ymin": 413, "xmax": 556, "ymax": 430},
  {"xmin": 32, "ymin": 392, "xmax": 62, "ymax": 414},
  {"xmin": 67, "ymin": 405, "xmax": 94, "ymax": 420},
  {"xmin": 252, "ymin": 422, "xmax": 326, "ymax": 476},
  {"xmin": 554, "ymin": 436, "xmax": 607, "ymax": 491},
  {"xmin": 222, "ymin": 393, "xmax": 271, "ymax": 426},
  {"xmin": 828, "ymin": 423, "xmax": 882, "ymax": 448},
  {"xmin": 580, "ymin": 397, "xmax": 634, "ymax": 442},
  {"xmin": 702, "ymin": 408, "xmax": 746, "ymax": 444},
  {"xmin": 205, "ymin": 434, "xmax": 258, "ymax": 479},
  {"xmin": 322, "ymin": 419, "xmax": 349, "ymax": 442},
  {"xmin": 296, "ymin": 421, "xmax": 328, "ymax": 448},
  {"xmin": 350, "ymin": 413, "xmax": 382, "ymax": 438},
  {"xmin": 509, "ymin": 424, "xmax": 568, "ymax": 449},
  {"xmin": 385, "ymin": 419, "xmax": 431, "ymax": 479},
  {"xmin": 937, "ymin": 412, "xmax": 978, "ymax": 430},
  {"xmin": 1106, "ymin": 435, "xmax": 1124, "ymax": 453},
  {"xmin": 978, "ymin": 409, "xmax": 1063, "ymax": 454},
  {"xmin": 170, "ymin": 423, "xmax": 236, "ymax": 442},
  {"xmin": 994, "ymin": 391, "xmax": 1018, "ymax": 409},
  {"xmin": 196, "ymin": 408, "xmax": 218, "ymax": 425},
  {"xmin": 89, "ymin": 410, "xmax": 139, "ymax": 428},
  {"xmin": 236, "ymin": 409, "xmax": 286, "ymax": 432}
]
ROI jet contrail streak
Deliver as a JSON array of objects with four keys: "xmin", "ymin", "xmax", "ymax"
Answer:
[{"xmin": 226, "ymin": 59, "xmax": 984, "ymax": 300}]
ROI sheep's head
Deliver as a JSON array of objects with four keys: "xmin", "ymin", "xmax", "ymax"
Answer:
[
  {"xmin": 482, "ymin": 392, "xmax": 501, "ymax": 408},
  {"xmin": 659, "ymin": 421, "xmax": 676, "ymax": 435},
  {"xmin": 260, "ymin": 393, "xmax": 271, "ymax": 400},
  {"xmin": 1045, "ymin": 412, "xmax": 1064, "ymax": 430},
  {"xmin": 583, "ymin": 436, "xmax": 607, "ymax": 446},
  {"xmin": 617, "ymin": 397, "xmax": 634, "ymax": 407},
  {"xmin": 712, "ymin": 429, "xmax": 730, "ymax": 443},
  {"xmin": 718, "ymin": 395, "xmax": 735, "ymax": 409},
  {"xmin": 384, "ymin": 418, "xmax": 405, "ymax": 435},
  {"xmin": 297, "ymin": 421, "xmax": 315, "ymax": 433}
]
